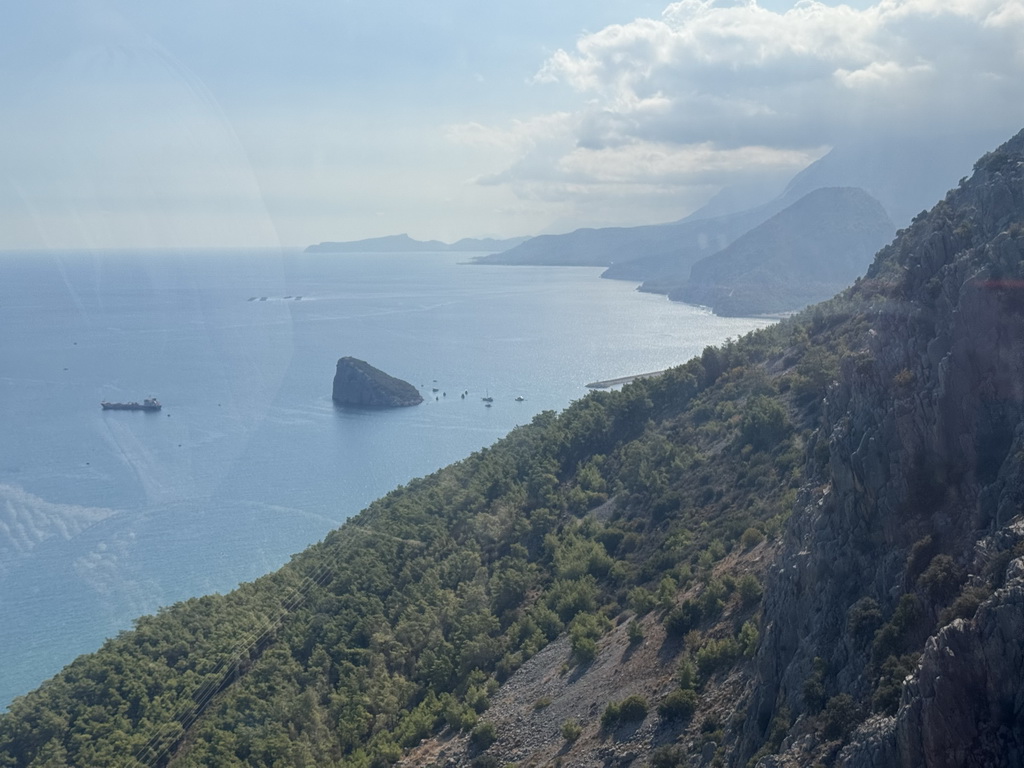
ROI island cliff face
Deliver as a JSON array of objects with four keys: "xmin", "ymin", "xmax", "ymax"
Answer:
[{"xmin": 332, "ymin": 357, "xmax": 422, "ymax": 407}]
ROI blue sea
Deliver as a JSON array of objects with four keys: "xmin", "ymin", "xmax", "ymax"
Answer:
[{"xmin": 0, "ymin": 248, "xmax": 772, "ymax": 708}]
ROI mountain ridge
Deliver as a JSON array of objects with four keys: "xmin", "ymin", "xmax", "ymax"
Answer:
[{"xmin": 668, "ymin": 187, "xmax": 895, "ymax": 316}]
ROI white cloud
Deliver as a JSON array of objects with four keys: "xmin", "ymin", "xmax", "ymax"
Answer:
[{"xmin": 460, "ymin": 0, "xmax": 1024, "ymax": 226}]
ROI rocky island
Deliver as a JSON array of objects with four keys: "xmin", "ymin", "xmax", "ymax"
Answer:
[{"xmin": 331, "ymin": 357, "xmax": 423, "ymax": 407}]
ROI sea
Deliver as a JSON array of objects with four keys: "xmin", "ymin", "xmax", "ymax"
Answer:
[{"xmin": 0, "ymin": 248, "xmax": 773, "ymax": 709}]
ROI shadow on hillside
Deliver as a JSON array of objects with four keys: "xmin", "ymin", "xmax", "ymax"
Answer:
[{"xmin": 658, "ymin": 631, "xmax": 685, "ymax": 665}]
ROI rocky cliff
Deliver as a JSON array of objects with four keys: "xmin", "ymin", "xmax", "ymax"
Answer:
[
  {"xmin": 332, "ymin": 357, "xmax": 423, "ymax": 407},
  {"xmin": 740, "ymin": 130, "xmax": 1024, "ymax": 766}
]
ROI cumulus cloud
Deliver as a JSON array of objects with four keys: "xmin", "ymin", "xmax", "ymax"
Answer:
[
  {"xmin": 541, "ymin": 0, "xmax": 1024, "ymax": 147},
  {"xmin": 455, "ymin": 0, "xmax": 1024, "ymax": 223}
]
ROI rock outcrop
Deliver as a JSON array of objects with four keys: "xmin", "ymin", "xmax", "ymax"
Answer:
[
  {"xmin": 331, "ymin": 357, "xmax": 423, "ymax": 407},
  {"xmin": 739, "ymin": 129, "xmax": 1024, "ymax": 766}
]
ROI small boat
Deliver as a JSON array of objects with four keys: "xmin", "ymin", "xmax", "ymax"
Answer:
[
  {"xmin": 515, "ymin": 396, "xmax": 525, "ymax": 402},
  {"xmin": 101, "ymin": 398, "xmax": 162, "ymax": 412}
]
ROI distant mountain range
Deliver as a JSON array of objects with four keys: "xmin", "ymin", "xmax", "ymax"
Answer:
[
  {"xmin": 308, "ymin": 133, "xmax": 1002, "ymax": 316},
  {"xmin": 669, "ymin": 187, "xmax": 895, "ymax": 316},
  {"xmin": 472, "ymin": 134, "xmax": 999, "ymax": 314},
  {"xmin": 304, "ymin": 233, "xmax": 531, "ymax": 253}
]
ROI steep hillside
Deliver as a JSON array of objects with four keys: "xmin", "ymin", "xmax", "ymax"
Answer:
[
  {"xmin": 670, "ymin": 188, "xmax": 894, "ymax": 316},
  {"xmin": 740, "ymin": 131, "xmax": 1024, "ymax": 768},
  {"xmin": 1, "ymin": 129, "xmax": 1023, "ymax": 768}
]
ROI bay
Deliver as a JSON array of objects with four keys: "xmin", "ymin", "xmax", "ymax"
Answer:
[{"xmin": 0, "ymin": 248, "xmax": 772, "ymax": 708}]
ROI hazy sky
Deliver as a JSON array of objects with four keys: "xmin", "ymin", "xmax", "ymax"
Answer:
[{"xmin": 1, "ymin": 0, "xmax": 1022, "ymax": 249}]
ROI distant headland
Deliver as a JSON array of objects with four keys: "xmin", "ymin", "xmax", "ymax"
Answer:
[{"xmin": 305, "ymin": 233, "xmax": 530, "ymax": 254}]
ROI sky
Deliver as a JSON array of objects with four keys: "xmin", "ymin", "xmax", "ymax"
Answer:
[{"xmin": 0, "ymin": 0, "xmax": 1022, "ymax": 249}]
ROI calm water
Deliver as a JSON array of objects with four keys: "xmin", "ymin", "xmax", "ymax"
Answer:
[{"xmin": 0, "ymin": 248, "xmax": 772, "ymax": 707}]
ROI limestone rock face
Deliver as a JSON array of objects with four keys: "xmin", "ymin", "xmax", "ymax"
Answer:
[
  {"xmin": 331, "ymin": 357, "xmax": 423, "ymax": 407},
  {"xmin": 739, "ymin": 128, "xmax": 1024, "ymax": 767}
]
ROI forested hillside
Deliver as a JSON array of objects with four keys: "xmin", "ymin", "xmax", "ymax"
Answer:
[{"xmin": 2, "ymin": 130, "xmax": 1024, "ymax": 768}]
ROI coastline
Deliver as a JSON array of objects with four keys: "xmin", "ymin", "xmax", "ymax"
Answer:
[{"xmin": 585, "ymin": 370, "xmax": 665, "ymax": 389}]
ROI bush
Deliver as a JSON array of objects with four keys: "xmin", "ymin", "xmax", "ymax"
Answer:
[
  {"xmin": 820, "ymin": 693, "xmax": 858, "ymax": 741},
  {"xmin": 871, "ymin": 594, "xmax": 922, "ymax": 664},
  {"xmin": 658, "ymin": 688, "xmax": 698, "ymax": 721},
  {"xmin": 846, "ymin": 596, "xmax": 883, "ymax": 643},
  {"xmin": 601, "ymin": 701, "xmax": 621, "ymax": 730},
  {"xmin": 627, "ymin": 619, "xmax": 645, "ymax": 645},
  {"xmin": 695, "ymin": 637, "xmax": 740, "ymax": 678},
  {"xmin": 618, "ymin": 695, "xmax": 649, "ymax": 721},
  {"xmin": 939, "ymin": 584, "xmax": 991, "ymax": 625},
  {"xmin": 872, "ymin": 654, "xmax": 918, "ymax": 715},
  {"xmin": 738, "ymin": 620, "xmax": 759, "ymax": 657},
  {"xmin": 470, "ymin": 721, "xmax": 497, "ymax": 750},
  {"xmin": 627, "ymin": 586, "xmax": 656, "ymax": 615},
  {"xmin": 601, "ymin": 695, "xmax": 648, "ymax": 730},
  {"xmin": 740, "ymin": 527, "xmax": 765, "ymax": 551},
  {"xmin": 569, "ymin": 611, "xmax": 608, "ymax": 664},
  {"xmin": 665, "ymin": 600, "xmax": 703, "ymax": 637},
  {"xmin": 560, "ymin": 718, "xmax": 582, "ymax": 741},
  {"xmin": 676, "ymin": 656, "xmax": 696, "ymax": 690},
  {"xmin": 917, "ymin": 554, "xmax": 964, "ymax": 603},
  {"xmin": 737, "ymin": 573, "xmax": 763, "ymax": 605},
  {"xmin": 802, "ymin": 657, "xmax": 827, "ymax": 712},
  {"xmin": 739, "ymin": 396, "xmax": 790, "ymax": 451},
  {"xmin": 651, "ymin": 745, "xmax": 687, "ymax": 768}
]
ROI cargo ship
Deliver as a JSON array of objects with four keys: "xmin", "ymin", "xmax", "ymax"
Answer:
[{"xmin": 101, "ymin": 398, "xmax": 162, "ymax": 411}]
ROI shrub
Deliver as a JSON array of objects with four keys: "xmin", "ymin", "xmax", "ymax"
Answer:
[
  {"xmin": 601, "ymin": 695, "xmax": 648, "ymax": 730},
  {"xmin": 569, "ymin": 611, "xmax": 608, "ymax": 664},
  {"xmin": 650, "ymin": 745, "xmax": 687, "ymax": 768},
  {"xmin": 739, "ymin": 396, "xmax": 790, "ymax": 451},
  {"xmin": 740, "ymin": 527, "xmax": 765, "ymax": 550},
  {"xmin": 939, "ymin": 584, "xmax": 991, "ymax": 625},
  {"xmin": 658, "ymin": 688, "xmax": 698, "ymax": 721},
  {"xmin": 917, "ymin": 554, "xmax": 964, "ymax": 603},
  {"xmin": 738, "ymin": 620, "xmax": 760, "ymax": 657},
  {"xmin": 571, "ymin": 636, "xmax": 597, "ymax": 664},
  {"xmin": 872, "ymin": 654, "xmax": 918, "ymax": 715},
  {"xmin": 695, "ymin": 637, "xmax": 740, "ymax": 678},
  {"xmin": 627, "ymin": 586, "xmax": 656, "ymax": 615},
  {"xmin": 871, "ymin": 594, "xmax": 922, "ymax": 664},
  {"xmin": 802, "ymin": 657, "xmax": 827, "ymax": 712},
  {"xmin": 820, "ymin": 693, "xmax": 858, "ymax": 741},
  {"xmin": 470, "ymin": 721, "xmax": 497, "ymax": 750},
  {"xmin": 676, "ymin": 656, "xmax": 696, "ymax": 690},
  {"xmin": 627, "ymin": 620, "xmax": 645, "ymax": 645},
  {"xmin": 738, "ymin": 573, "xmax": 763, "ymax": 605},
  {"xmin": 618, "ymin": 695, "xmax": 649, "ymax": 722},
  {"xmin": 601, "ymin": 701, "xmax": 621, "ymax": 730},
  {"xmin": 560, "ymin": 718, "xmax": 582, "ymax": 742},
  {"xmin": 665, "ymin": 600, "xmax": 703, "ymax": 637},
  {"xmin": 696, "ymin": 578, "xmax": 727, "ymax": 619},
  {"xmin": 846, "ymin": 596, "xmax": 883, "ymax": 643}
]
